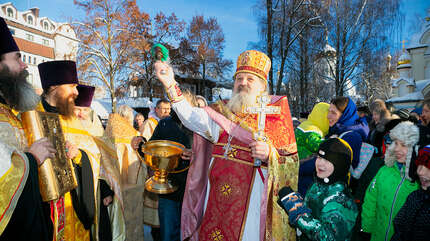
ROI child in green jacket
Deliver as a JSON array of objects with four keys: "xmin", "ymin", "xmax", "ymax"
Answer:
[{"xmin": 361, "ymin": 121, "xmax": 420, "ymax": 241}]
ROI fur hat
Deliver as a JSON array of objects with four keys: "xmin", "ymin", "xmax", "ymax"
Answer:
[{"xmin": 384, "ymin": 121, "xmax": 419, "ymax": 181}]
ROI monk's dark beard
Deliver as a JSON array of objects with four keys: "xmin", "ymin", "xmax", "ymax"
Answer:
[
  {"xmin": 0, "ymin": 65, "xmax": 40, "ymax": 111},
  {"xmin": 56, "ymin": 95, "xmax": 76, "ymax": 118}
]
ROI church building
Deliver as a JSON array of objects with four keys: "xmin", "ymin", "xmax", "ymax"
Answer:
[{"xmin": 387, "ymin": 9, "xmax": 430, "ymax": 109}]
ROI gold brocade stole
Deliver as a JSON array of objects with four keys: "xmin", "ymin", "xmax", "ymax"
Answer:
[
  {"xmin": 0, "ymin": 103, "xmax": 27, "ymax": 150},
  {"xmin": 199, "ymin": 130, "xmax": 267, "ymax": 241},
  {"xmin": 59, "ymin": 117, "xmax": 101, "ymax": 241},
  {"xmin": 147, "ymin": 117, "xmax": 158, "ymax": 128},
  {"xmin": 104, "ymin": 113, "xmax": 140, "ymax": 184},
  {"xmin": 63, "ymin": 116, "xmax": 125, "ymax": 240},
  {"xmin": 0, "ymin": 103, "xmax": 29, "ymax": 235},
  {"xmin": 60, "ymin": 116, "xmax": 101, "ymax": 192}
]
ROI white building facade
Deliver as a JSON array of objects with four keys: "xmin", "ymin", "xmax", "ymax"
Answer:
[
  {"xmin": 0, "ymin": 2, "xmax": 79, "ymax": 92},
  {"xmin": 387, "ymin": 9, "xmax": 430, "ymax": 110}
]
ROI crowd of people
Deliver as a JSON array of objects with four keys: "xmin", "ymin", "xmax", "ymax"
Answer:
[
  {"xmin": 288, "ymin": 96, "xmax": 430, "ymax": 241},
  {"xmin": 1, "ymin": 14, "xmax": 430, "ymax": 241}
]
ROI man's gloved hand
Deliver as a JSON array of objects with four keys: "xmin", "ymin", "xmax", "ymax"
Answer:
[{"xmin": 277, "ymin": 186, "xmax": 311, "ymax": 226}]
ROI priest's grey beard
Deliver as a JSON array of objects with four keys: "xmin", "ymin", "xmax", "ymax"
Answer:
[
  {"xmin": 0, "ymin": 64, "xmax": 40, "ymax": 111},
  {"xmin": 226, "ymin": 86, "xmax": 257, "ymax": 113}
]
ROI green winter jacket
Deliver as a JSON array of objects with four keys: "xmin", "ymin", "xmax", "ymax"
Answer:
[
  {"xmin": 361, "ymin": 165, "xmax": 419, "ymax": 241},
  {"xmin": 295, "ymin": 129, "xmax": 324, "ymax": 160},
  {"xmin": 296, "ymin": 182, "xmax": 358, "ymax": 241},
  {"xmin": 295, "ymin": 102, "xmax": 330, "ymax": 160}
]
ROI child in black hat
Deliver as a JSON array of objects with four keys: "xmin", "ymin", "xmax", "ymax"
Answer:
[{"xmin": 278, "ymin": 138, "xmax": 358, "ymax": 240}]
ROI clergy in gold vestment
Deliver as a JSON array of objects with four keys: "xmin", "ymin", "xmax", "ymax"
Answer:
[
  {"xmin": 74, "ymin": 84, "xmax": 126, "ymax": 241},
  {"xmin": 74, "ymin": 85, "xmax": 104, "ymax": 137},
  {"xmin": 0, "ymin": 17, "xmax": 55, "ymax": 241},
  {"xmin": 154, "ymin": 50, "xmax": 299, "ymax": 241},
  {"xmin": 37, "ymin": 61, "xmax": 124, "ymax": 241},
  {"xmin": 105, "ymin": 105, "xmax": 145, "ymax": 185}
]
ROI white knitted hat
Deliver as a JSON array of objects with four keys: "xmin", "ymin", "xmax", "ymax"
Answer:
[{"xmin": 384, "ymin": 121, "xmax": 419, "ymax": 180}]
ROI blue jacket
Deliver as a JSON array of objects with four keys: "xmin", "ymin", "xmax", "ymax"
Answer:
[{"xmin": 328, "ymin": 97, "xmax": 369, "ymax": 141}]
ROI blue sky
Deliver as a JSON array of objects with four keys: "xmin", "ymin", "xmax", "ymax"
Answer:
[{"xmin": 8, "ymin": 0, "xmax": 430, "ymax": 65}]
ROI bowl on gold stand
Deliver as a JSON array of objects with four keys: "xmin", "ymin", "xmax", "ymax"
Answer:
[{"xmin": 142, "ymin": 140, "xmax": 185, "ymax": 194}]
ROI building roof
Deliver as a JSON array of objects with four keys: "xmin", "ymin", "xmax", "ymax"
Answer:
[
  {"xmin": 392, "ymin": 77, "xmax": 415, "ymax": 87},
  {"xmin": 416, "ymin": 78, "xmax": 430, "ymax": 90},
  {"xmin": 215, "ymin": 80, "xmax": 234, "ymax": 89},
  {"xmin": 14, "ymin": 37, "xmax": 54, "ymax": 58},
  {"xmin": 92, "ymin": 97, "xmax": 156, "ymax": 119},
  {"xmin": 387, "ymin": 91, "xmax": 424, "ymax": 103}
]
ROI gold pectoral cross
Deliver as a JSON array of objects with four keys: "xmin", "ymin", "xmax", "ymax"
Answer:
[{"xmin": 246, "ymin": 93, "xmax": 280, "ymax": 166}]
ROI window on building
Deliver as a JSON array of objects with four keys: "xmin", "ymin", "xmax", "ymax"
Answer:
[
  {"xmin": 43, "ymin": 39, "xmax": 49, "ymax": 45},
  {"xmin": 33, "ymin": 57, "xmax": 36, "ymax": 65},
  {"xmin": 28, "ymin": 56, "xmax": 31, "ymax": 64},
  {"xmin": 44, "ymin": 22, "xmax": 49, "ymax": 30},
  {"xmin": 26, "ymin": 34, "xmax": 34, "ymax": 41},
  {"xmin": 7, "ymin": 8, "xmax": 13, "ymax": 18},
  {"xmin": 22, "ymin": 55, "xmax": 26, "ymax": 63},
  {"xmin": 27, "ymin": 15, "xmax": 33, "ymax": 25},
  {"xmin": 8, "ymin": 28, "xmax": 15, "ymax": 35}
]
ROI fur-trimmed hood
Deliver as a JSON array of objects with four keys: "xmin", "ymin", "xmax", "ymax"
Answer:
[{"xmin": 384, "ymin": 121, "xmax": 419, "ymax": 181}]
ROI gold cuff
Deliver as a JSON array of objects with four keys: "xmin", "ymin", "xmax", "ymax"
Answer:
[
  {"xmin": 166, "ymin": 83, "xmax": 184, "ymax": 103},
  {"xmin": 72, "ymin": 150, "xmax": 82, "ymax": 166}
]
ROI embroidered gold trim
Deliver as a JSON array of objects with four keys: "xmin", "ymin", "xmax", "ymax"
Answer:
[
  {"xmin": 215, "ymin": 143, "xmax": 251, "ymax": 152},
  {"xmin": 166, "ymin": 83, "xmax": 184, "ymax": 103}
]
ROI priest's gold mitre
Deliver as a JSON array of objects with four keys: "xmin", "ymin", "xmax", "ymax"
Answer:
[{"xmin": 233, "ymin": 50, "xmax": 271, "ymax": 82}]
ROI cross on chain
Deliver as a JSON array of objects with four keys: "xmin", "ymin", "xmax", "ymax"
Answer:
[{"xmin": 246, "ymin": 93, "xmax": 280, "ymax": 166}]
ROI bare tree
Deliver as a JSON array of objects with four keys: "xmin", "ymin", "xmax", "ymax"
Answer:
[
  {"xmin": 253, "ymin": 0, "xmax": 323, "ymax": 94},
  {"xmin": 181, "ymin": 15, "xmax": 233, "ymax": 96},
  {"xmin": 320, "ymin": 0, "xmax": 402, "ymax": 96},
  {"xmin": 73, "ymin": 0, "xmax": 148, "ymax": 112},
  {"xmin": 359, "ymin": 51, "xmax": 400, "ymax": 102}
]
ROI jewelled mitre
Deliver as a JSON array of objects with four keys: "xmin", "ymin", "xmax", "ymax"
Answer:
[{"xmin": 233, "ymin": 50, "xmax": 271, "ymax": 82}]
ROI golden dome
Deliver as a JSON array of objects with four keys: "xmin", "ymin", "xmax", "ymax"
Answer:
[{"xmin": 398, "ymin": 51, "xmax": 411, "ymax": 66}]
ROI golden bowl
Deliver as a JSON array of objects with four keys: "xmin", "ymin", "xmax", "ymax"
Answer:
[{"xmin": 142, "ymin": 140, "xmax": 184, "ymax": 194}]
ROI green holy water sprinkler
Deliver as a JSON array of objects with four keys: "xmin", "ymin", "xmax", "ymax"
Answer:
[{"xmin": 151, "ymin": 43, "xmax": 169, "ymax": 62}]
